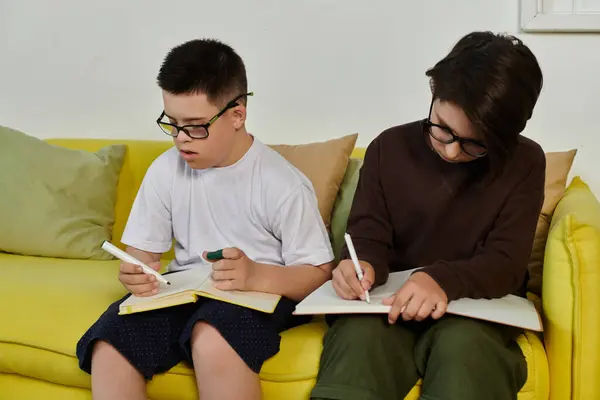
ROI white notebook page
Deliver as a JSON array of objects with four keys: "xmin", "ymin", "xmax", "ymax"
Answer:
[
  {"xmin": 294, "ymin": 269, "xmax": 542, "ymax": 332},
  {"xmin": 120, "ymin": 266, "xmax": 211, "ymax": 307}
]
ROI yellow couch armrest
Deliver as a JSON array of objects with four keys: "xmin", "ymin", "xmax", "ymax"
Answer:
[{"xmin": 543, "ymin": 177, "xmax": 600, "ymax": 400}]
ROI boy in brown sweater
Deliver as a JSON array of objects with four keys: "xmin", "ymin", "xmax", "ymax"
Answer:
[{"xmin": 311, "ymin": 31, "xmax": 545, "ymax": 400}]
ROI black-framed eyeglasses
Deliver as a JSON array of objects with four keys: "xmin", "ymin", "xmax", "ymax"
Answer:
[
  {"xmin": 156, "ymin": 92, "xmax": 254, "ymax": 139},
  {"xmin": 422, "ymin": 100, "xmax": 487, "ymax": 158}
]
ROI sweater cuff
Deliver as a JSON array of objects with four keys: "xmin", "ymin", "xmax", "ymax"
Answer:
[
  {"xmin": 371, "ymin": 263, "xmax": 390, "ymax": 287},
  {"xmin": 418, "ymin": 262, "xmax": 463, "ymax": 302}
]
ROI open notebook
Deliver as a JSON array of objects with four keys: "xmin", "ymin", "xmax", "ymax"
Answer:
[
  {"xmin": 119, "ymin": 266, "xmax": 281, "ymax": 315},
  {"xmin": 294, "ymin": 268, "xmax": 543, "ymax": 332}
]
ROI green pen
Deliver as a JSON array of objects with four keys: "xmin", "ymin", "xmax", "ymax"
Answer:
[{"xmin": 205, "ymin": 249, "xmax": 224, "ymax": 261}]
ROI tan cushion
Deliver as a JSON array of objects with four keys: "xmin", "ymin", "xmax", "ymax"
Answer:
[
  {"xmin": 269, "ymin": 134, "xmax": 358, "ymax": 229},
  {"xmin": 527, "ymin": 149, "xmax": 577, "ymax": 296}
]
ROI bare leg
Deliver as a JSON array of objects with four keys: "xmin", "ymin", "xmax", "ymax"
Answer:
[
  {"xmin": 91, "ymin": 340, "xmax": 147, "ymax": 400},
  {"xmin": 191, "ymin": 321, "xmax": 262, "ymax": 400}
]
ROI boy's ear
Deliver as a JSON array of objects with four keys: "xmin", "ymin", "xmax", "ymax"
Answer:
[{"xmin": 231, "ymin": 106, "xmax": 246, "ymax": 130}]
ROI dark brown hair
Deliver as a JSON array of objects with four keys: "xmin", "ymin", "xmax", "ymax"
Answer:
[
  {"xmin": 157, "ymin": 38, "xmax": 248, "ymax": 107},
  {"xmin": 426, "ymin": 31, "xmax": 543, "ymax": 176}
]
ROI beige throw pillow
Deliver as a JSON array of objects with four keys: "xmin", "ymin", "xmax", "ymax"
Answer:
[{"xmin": 269, "ymin": 133, "xmax": 358, "ymax": 229}]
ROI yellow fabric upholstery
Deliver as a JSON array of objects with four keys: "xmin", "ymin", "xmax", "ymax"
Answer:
[
  {"xmin": 528, "ymin": 150, "xmax": 577, "ymax": 297},
  {"xmin": 0, "ymin": 252, "xmax": 329, "ymax": 399},
  {"xmin": 543, "ymin": 177, "xmax": 600, "ymax": 400},
  {"xmin": 0, "ymin": 251, "xmax": 548, "ymax": 400},
  {"xmin": 3, "ymin": 138, "xmax": 590, "ymax": 400}
]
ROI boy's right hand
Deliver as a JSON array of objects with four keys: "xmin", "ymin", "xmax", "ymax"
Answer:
[
  {"xmin": 119, "ymin": 261, "xmax": 162, "ymax": 297},
  {"xmin": 332, "ymin": 259, "xmax": 375, "ymax": 300}
]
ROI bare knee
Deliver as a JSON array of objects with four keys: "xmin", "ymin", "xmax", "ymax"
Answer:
[
  {"xmin": 92, "ymin": 340, "xmax": 121, "ymax": 361},
  {"xmin": 191, "ymin": 322, "xmax": 240, "ymax": 371},
  {"xmin": 91, "ymin": 340, "xmax": 140, "ymax": 377},
  {"xmin": 90, "ymin": 340, "xmax": 145, "ymax": 399},
  {"xmin": 191, "ymin": 322, "xmax": 260, "ymax": 399}
]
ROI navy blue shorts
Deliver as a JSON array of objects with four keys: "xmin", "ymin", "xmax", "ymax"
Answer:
[{"xmin": 76, "ymin": 290, "xmax": 309, "ymax": 379}]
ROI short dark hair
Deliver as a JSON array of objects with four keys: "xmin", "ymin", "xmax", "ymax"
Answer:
[
  {"xmin": 157, "ymin": 38, "xmax": 248, "ymax": 107},
  {"xmin": 426, "ymin": 31, "xmax": 543, "ymax": 174}
]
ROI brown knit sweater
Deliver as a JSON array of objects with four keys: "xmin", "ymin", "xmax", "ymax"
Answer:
[{"xmin": 341, "ymin": 120, "xmax": 545, "ymax": 301}]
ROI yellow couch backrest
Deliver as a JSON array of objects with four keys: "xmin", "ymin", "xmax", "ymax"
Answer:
[{"xmin": 46, "ymin": 138, "xmax": 366, "ymax": 253}]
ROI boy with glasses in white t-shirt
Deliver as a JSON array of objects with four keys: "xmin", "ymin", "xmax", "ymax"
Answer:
[{"xmin": 76, "ymin": 38, "xmax": 334, "ymax": 400}]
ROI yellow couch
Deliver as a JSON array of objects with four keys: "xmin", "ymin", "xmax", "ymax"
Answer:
[{"xmin": 1, "ymin": 139, "xmax": 598, "ymax": 400}]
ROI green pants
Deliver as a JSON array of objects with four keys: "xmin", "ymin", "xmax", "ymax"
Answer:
[{"xmin": 310, "ymin": 315, "xmax": 527, "ymax": 400}]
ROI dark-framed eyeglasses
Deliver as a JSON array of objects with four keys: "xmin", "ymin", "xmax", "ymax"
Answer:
[
  {"xmin": 422, "ymin": 100, "xmax": 488, "ymax": 158},
  {"xmin": 156, "ymin": 92, "xmax": 254, "ymax": 139}
]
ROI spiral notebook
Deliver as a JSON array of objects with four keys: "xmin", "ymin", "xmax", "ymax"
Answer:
[{"xmin": 294, "ymin": 268, "xmax": 543, "ymax": 332}]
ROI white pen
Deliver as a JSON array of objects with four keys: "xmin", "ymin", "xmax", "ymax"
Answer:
[
  {"xmin": 344, "ymin": 233, "xmax": 370, "ymax": 303},
  {"xmin": 101, "ymin": 241, "xmax": 171, "ymax": 286}
]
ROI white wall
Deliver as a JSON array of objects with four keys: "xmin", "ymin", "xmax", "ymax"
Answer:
[{"xmin": 1, "ymin": 0, "xmax": 599, "ymax": 193}]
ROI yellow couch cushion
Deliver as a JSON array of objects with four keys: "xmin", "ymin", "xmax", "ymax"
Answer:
[
  {"xmin": 543, "ymin": 176, "xmax": 600, "ymax": 400},
  {"xmin": 0, "ymin": 253, "xmax": 328, "ymax": 399},
  {"xmin": 0, "ymin": 250, "xmax": 548, "ymax": 399},
  {"xmin": 0, "ymin": 373, "xmax": 92, "ymax": 400}
]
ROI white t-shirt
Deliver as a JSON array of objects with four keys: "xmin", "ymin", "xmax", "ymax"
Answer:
[{"xmin": 120, "ymin": 136, "xmax": 334, "ymax": 271}]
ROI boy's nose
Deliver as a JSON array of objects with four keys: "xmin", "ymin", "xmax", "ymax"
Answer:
[
  {"xmin": 444, "ymin": 142, "xmax": 461, "ymax": 160},
  {"xmin": 175, "ymin": 130, "xmax": 192, "ymax": 143}
]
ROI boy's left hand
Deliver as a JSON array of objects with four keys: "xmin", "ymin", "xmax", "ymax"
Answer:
[
  {"xmin": 202, "ymin": 248, "xmax": 259, "ymax": 291},
  {"xmin": 382, "ymin": 271, "xmax": 448, "ymax": 324}
]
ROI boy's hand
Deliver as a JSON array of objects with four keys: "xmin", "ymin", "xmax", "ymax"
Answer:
[
  {"xmin": 203, "ymin": 248, "xmax": 259, "ymax": 291},
  {"xmin": 382, "ymin": 271, "xmax": 448, "ymax": 324},
  {"xmin": 331, "ymin": 259, "xmax": 375, "ymax": 300},
  {"xmin": 119, "ymin": 260, "xmax": 162, "ymax": 297}
]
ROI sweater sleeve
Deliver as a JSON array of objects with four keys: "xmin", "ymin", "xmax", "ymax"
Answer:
[
  {"xmin": 419, "ymin": 154, "xmax": 546, "ymax": 301},
  {"xmin": 341, "ymin": 137, "xmax": 394, "ymax": 286}
]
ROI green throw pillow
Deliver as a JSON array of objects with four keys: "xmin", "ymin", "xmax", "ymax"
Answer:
[
  {"xmin": 330, "ymin": 157, "xmax": 363, "ymax": 262},
  {"xmin": 0, "ymin": 126, "xmax": 126, "ymax": 259}
]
